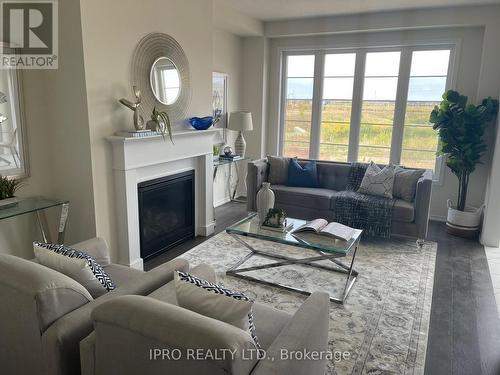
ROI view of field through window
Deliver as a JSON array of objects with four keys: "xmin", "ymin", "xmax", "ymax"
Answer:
[
  {"xmin": 401, "ymin": 50, "xmax": 450, "ymax": 169},
  {"xmin": 320, "ymin": 53, "xmax": 355, "ymax": 162},
  {"xmin": 283, "ymin": 55, "xmax": 314, "ymax": 158},
  {"xmin": 282, "ymin": 49, "xmax": 451, "ymax": 170}
]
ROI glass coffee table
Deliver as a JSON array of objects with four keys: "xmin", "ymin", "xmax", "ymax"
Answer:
[{"xmin": 226, "ymin": 213, "xmax": 362, "ymax": 304}]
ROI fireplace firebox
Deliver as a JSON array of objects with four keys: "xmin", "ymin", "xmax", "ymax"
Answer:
[{"xmin": 138, "ymin": 170, "xmax": 195, "ymax": 261}]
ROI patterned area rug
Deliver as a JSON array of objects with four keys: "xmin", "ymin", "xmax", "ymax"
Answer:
[{"xmin": 179, "ymin": 233, "xmax": 437, "ymax": 374}]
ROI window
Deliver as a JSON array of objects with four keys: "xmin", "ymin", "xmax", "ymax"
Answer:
[
  {"xmin": 320, "ymin": 53, "xmax": 356, "ymax": 162},
  {"xmin": 280, "ymin": 46, "xmax": 452, "ymax": 172},
  {"xmin": 359, "ymin": 51, "xmax": 400, "ymax": 164},
  {"xmin": 401, "ymin": 50, "xmax": 451, "ymax": 169},
  {"xmin": 282, "ymin": 54, "xmax": 315, "ymax": 158}
]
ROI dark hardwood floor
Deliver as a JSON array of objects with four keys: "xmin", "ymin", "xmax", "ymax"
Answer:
[
  {"xmin": 144, "ymin": 201, "xmax": 500, "ymax": 375},
  {"xmin": 425, "ymin": 222, "xmax": 500, "ymax": 375}
]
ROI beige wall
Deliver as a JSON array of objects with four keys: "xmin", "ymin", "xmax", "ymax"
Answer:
[
  {"xmin": 212, "ymin": 28, "xmax": 246, "ymax": 205},
  {"xmin": 79, "ymin": 0, "xmax": 214, "ymax": 261},
  {"xmin": 241, "ymin": 36, "xmax": 269, "ymax": 161},
  {"xmin": 0, "ymin": 0, "xmax": 94, "ymax": 258},
  {"xmin": 0, "ymin": 69, "xmax": 54, "ymax": 258},
  {"xmin": 43, "ymin": 0, "xmax": 96, "ymax": 244}
]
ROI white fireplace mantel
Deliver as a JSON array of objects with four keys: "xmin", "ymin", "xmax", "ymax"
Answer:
[{"xmin": 107, "ymin": 128, "xmax": 221, "ymax": 270}]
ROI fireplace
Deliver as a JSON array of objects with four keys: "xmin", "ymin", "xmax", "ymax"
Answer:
[{"xmin": 138, "ymin": 170, "xmax": 195, "ymax": 261}]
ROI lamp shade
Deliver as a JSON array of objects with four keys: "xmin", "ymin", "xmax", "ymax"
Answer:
[{"xmin": 228, "ymin": 111, "xmax": 253, "ymax": 131}]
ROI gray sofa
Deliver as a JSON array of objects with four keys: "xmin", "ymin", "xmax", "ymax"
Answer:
[
  {"xmin": 81, "ymin": 263, "xmax": 330, "ymax": 375},
  {"xmin": 0, "ymin": 237, "xmax": 188, "ymax": 375},
  {"xmin": 247, "ymin": 158, "xmax": 433, "ymax": 241}
]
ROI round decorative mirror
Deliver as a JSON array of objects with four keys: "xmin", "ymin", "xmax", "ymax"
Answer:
[
  {"xmin": 131, "ymin": 33, "xmax": 191, "ymax": 120},
  {"xmin": 150, "ymin": 57, "xmax": 181, "ymax": 105}
]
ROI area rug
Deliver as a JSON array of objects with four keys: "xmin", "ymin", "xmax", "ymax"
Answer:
[{"xmin": 179, "ymin": 232, "xmax": 437, "ymax": 374}]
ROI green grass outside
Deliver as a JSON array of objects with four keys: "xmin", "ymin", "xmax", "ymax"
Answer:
[{"xmin": 283, "ymin": 100, "xmax": 438, "ymax": 169}]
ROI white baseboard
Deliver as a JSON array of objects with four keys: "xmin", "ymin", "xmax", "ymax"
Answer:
[
  {"xmin": 198, "ymin": 222, "xmax": 215, "ymax": 236},
  {"xmin": 430, "ymin": 215, "xmax": 447, "ymax": 222},
  {"xmin": 128, "ymin": 258, "xmax": 144, "ymax": 271},
  {"xmin": 214, "ymin": 196, "xmax": 231, "ymax": 208}
]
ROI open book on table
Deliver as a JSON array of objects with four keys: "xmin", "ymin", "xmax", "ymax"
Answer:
[{"xmin": 292, "ymin": 219, "xmax": 356, "ymax": 241}]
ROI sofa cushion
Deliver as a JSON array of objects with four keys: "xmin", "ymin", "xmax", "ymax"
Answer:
[
  {"xmin": 267, "ymin": 155, "xmax": 289, "ymax": 185},
  {"xmin": 358, "ymin": 162, "xmax": 395, "ymax": 199},
  {"xmin": 103, "ymin": 264, "xmax": 145, "ymax": 288},
  {"xmin": 287, "ymin": 159, "xmax": 319, "ymax": 188},
  {"xmin": 34, "ymin": 242, "xmax": 116, "ymax": 298},
  {"xmin": 394, "ymin": 167, "xmax": 424, "ymax": 202},
  {"xmin": 174, "ymin": 270, "xmax": 260, "ymax": 347},
  {"xmin": 252, "ymin": 302, "xmax": 292, "ymax": 350},
  {"xmin": 393, "ymin": 199, "xmax": 415, "ymax": 222},
  {"xmin": 317, "ymin": 161, "xmax": 351, "ymax": 191},
  {"xmin": 271, "ymin": 185, "xmax": 337, "ymax": 210},
  {"xmin": 0, "ymin": 254, "xmax": 93, "ymax": 334},
  {"xmin": 148, "ymin": 263, "xmax": 216, "ymax": 305}
]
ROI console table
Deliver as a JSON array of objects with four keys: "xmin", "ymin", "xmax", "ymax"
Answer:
[
  {"xmin": 0, "ymin": 196, "xmax": 69, "ymax": 244},
  {"xmin": 213, "ymin": 157, "xmax": 250, "ymax": 202}
]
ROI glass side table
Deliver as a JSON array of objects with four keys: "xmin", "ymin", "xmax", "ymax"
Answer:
[
  {"xmin": 213, "ymin": 157, "xmax": 251, "ymax": 202},
  {"xmin": 0, "ymin": 196, "xmax": 69, "ymax": 244}
]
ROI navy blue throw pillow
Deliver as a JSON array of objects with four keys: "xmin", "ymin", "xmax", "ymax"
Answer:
[{"xmin": 287, "ymin": 159, "xmax": 319, "ymax": 188}]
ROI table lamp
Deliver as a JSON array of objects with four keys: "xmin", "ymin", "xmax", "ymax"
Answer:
[{"xmin": 228, "ymin": 111, "xmax": 253, "ymax": 157}]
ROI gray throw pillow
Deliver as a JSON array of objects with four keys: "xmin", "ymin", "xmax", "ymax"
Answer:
[
  {"xmin": 34, "ymin": 242, "xmax": 116, "ymax": 298},
  {"xmin": 358, "ymin": 162, "xmax": 395, "ymax": 199},
  {"xmin": 267, "ymin": 155, "xmax": 290, "ymax": 185},
  {"xmin": 174, "ymin": 270, "xmax": 260, "ymax": 348},
  {"xmin": 393, "ymin": 167, "xmax": 424, "ymax": 202}
]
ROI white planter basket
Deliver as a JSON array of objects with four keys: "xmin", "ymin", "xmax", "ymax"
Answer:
[{"xmin": 446, "ymin": 199, "xmax": 485, "ymax": 237}]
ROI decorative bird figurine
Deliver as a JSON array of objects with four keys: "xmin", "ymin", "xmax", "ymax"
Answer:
[{"xmin": 119, "ymin": 86, "xmax": 145, "ymax": 130}]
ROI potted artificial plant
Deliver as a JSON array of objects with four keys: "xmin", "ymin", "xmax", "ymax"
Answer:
[
  {"xmin": 430, "ymin": 90, "xmax": 499, "ymax": 237},
  {"xmin": 0, "ymin": 175, "xmax": 23, "ymax": 209}
]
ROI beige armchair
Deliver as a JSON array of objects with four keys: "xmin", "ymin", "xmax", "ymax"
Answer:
[
  {"xmin": 81, "ymin": 263, "xmax": 330, "ymax": 375},
  {"xmin": 0, "ymin": 238, "xmax": 189, "ymax": 375}
]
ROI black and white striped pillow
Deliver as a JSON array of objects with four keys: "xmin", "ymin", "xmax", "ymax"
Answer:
[
  {"xmin": 176, "ymin": 270, "xmax": 260, "ymax": 348},
  {"xmin": 34, "ymin": 242, "xmax": 116, "ymax": 292}
]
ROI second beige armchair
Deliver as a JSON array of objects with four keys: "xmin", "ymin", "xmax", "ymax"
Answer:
[{"xmin": 81, "ymin": 263, "xmax": 330, "ymax": 375}]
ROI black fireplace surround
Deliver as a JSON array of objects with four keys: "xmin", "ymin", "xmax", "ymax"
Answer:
[{"xmin": 138, "ymin": 170, "xmax": 195, "ymax": 261}]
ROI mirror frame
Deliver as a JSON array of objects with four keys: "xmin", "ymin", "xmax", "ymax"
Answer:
[
  {"xmin": 0, "ymin": 42, "xmax": 29, "ymax": 178},
  {"xmin": 149, "ymin": 56, "xmax": 181, "ymax": 106},
  {"xmin": 131, "ymin": 33, "xmax": 191, "ymax": 120}
]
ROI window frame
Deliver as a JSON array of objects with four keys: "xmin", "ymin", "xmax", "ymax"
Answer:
[{"xmin": 278, "ymin": 43, "xmax": 457, "ymax": 184}]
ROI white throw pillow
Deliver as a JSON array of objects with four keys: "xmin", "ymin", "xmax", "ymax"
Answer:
[
  {"xmin": 174, "ymin": 270, "xmax": 260, "ymax": 348},
  {"xmin": 33, "ymin": 242, "xmax": 116, "ymax": 298},
  {"xmin": 358, "ymin": 162, "xmax": 396, "ymax": 199}
]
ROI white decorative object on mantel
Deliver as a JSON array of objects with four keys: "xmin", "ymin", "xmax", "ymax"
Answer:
[
  {"xmin": 107, "ymin": 127, "xmax": 222, "ymax": 270},
  {"xmin": 256, "ymin": 182, "xmax": 275, "ymax": 225}
]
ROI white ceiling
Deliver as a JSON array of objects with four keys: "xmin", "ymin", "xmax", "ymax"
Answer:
[{"xmin": 217, "ymin": 0, "xmax": 500, "ymax": 21}]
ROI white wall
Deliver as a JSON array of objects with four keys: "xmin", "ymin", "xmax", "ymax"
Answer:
[
  {"xmin": 241, "ymin": 36, "xmax": 269, "ymax": 161},
  {"xmin": 0, "ymin": 70, "xmax": 54, "ymax": 258},
  {"xmin": 43, "ymin": 0, "xmax": 96, "ymax": 244},
  {"xmin": 481, "ymin": 93, "xmax": 500, "ymax": 247},
  {"xmin": 0, "ymin": 0, "xmax": 95, "ymax": 258},
  {"xmin": 212, "ymin": 28, "xmax": 244, "ymax": 206},
  {"xmin": 259, "ymin": 5, "xmax": 500, "ymax": 221}
]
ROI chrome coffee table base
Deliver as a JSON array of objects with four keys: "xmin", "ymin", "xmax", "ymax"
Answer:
[{"xmin": 227, "ymin": 234, "xmax": 359, "ymax": 304}]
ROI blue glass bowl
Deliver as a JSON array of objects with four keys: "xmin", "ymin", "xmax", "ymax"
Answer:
[{"xmin": 189, "ymin": 116, "xmax": 215, "ymax": 130}]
